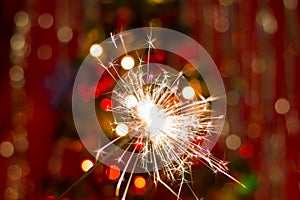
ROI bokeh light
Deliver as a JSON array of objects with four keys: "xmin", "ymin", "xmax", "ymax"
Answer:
[
  {"xmin": 81, "ymin": 159, "xmax": 94, "ymax": 172},
  {"xmin": 57, "ymin": 26, "xmax": 73, "ymax": 43},
  {"xmin": 275, "ymin": 98, "xmax": 290, "ymax": 115},
  {"xmin": 105, "ymin": 165, "xmax": 120, "ymax": 180},
  {"xmin": 100, "ymin": 98, "xmax": 112, "ymax": 111},
  {"xmin": 9, "ymin": 66, "xmax": 24, "ymax": 82},
  {"xmin": 4, "ymin": 187, "xmax": 19, "ymax": 200},
  {"xmin": 214, "ymin": 16, "xmax": 230, "ymax": 33},
  {"xmin": 14, "ymin": 11, "xmax": 29, "ymax": 28},
  {"xmin": 134, "ymin": 176, "xmax": 146, "ymax": 189},
  {"xmin": 182, "ymin": 86, "xmax": 195, "ymax": 99},
  {"xmin": 90, "ymin": 44, "xmax": 103, "ymax": 57},
  {"xmin": 284, "ymin": 0, "xmax": 298, "ymax": 10},
  {"xmin": 222, "ymin": 121, "xmax": 230, "ymax": 135},
  {"xmin": 115, "ymin": 123, "xmax": 129, "ymax": 136},
  {"xmin": 286, "ymin": 115, "xmax": 300, "ymax": 134},
  {"xmin": 7, "ymin": 164, "xmax": 22, "ymax": 180},
  {"xmin": 10, "ymin": 34, "xmax": 25, "ymax": 52},
  {"xmin": 0, "ymin": 141, "xmax": 14, "ymax": 158},
  {"xmin": 226, "ymin": 134, "xmax": 241, "ymax": 150},
  {"xmin": 251, "ymin": 58, "xmax": 266, "ymax": 74},
  {"xmin": 239, "ymin": 141, "xmax": 254, "ymax": 159},
  {"xmin": 247, "ymin": 122, "xmax": 262, "ymax": 139},
  {"xmin": 38, "ymin": 13, "xmax": 54, "ymax": 29},
  {"xmin": 37, "ymin": 45, "xmax": 52, "ymax": 60},
  {"xmin": 13, "ymin": 135, "xmax": 29, "ymax": 153},
  {"xmin": 121, "ymin": 55, "xmax": 135, "ymax": 70},
  {"xmin": 256, "ymin": 10, "xmax": 278, "ymax": 34},
  {"xmin": 134, "ymin": 139, "xmax": 144, "ymax": 151},
  {"xmin": 149, "ymin": 18, "xmax": 162, "ymax": 27}
]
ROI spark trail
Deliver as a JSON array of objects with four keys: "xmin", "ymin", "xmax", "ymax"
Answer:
[
  {"xmin": 69, "ymin": 28, "xmax": 246, "ymax": 200},
  {"xmin": 90, "ymin": 30, "xmax": 245, "ymax": 199}
]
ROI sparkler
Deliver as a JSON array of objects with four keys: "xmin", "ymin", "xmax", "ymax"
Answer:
[{"xmin": 71, "ymin": 27, "xmax": 245, "ymax": 200}]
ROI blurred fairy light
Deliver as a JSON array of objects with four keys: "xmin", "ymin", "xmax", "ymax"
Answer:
[
  {"xmin": 105, "ymin": 165, "xmax": 120, "ymax": 180},
  {"xmin": 149, "ymin": 18, "xmax": 162, "ymax": 27},
  {"xmin": 247, "ymin": 122, "xmax": 262, "ymax": 139},
  {"xmin": 38, "ymin": 13, "xmax": 54, "ymax": 29},
  {"xmin": 0, "ymin": 142, "xmax": 14, "ymax": 158},
  {"xmin": 37, "ymin": 45, "xmax": 52, "ymax": 60},
  {"xmin": 275, "ymin": 98, "xmax": 290, "ymax": 115},
  {"xmin": 256, "ymin": 10, "xmax": 278, "ymax": 34},
  {"xmin": 226, "ymin": 134, "xmax": 241, "ymax": 150},
  {"xmin": 57, "ymin": 26, "xmax": 73, "ymax": 43},
  {"xmin": 7, "ymin": 164, "xmax": 22, "ymax": 180},
  {"xmin": 134, "ymin": 176, "xmax": 146, "ymax": 189},
  {"xmin": 121, "ymin": 55, "xmax": 135, "ymax": 70},
  {"xmin": 10, "ymin": 34, "xmax": 25, "ymax": 52},
  {"xmin": 284, "ymin": 0, "xmax": 298, "ymax": 10},
  {"xmin": 81, "ymin": 159, "xmax": 94, "ymax": 172},
  {"xmin": 115, "ymin": 123, "xmax": 129, "ymax": 136},
  {"xmin": 286, "ymin": 114, "xmax": 300, "ymax": 134},
  {"xmin": 214, "ymin": 16, "xmax": 230, "ymax": 33},
  {"xmin": 9, "ymin": 66, "xmax": 24, "ymax": 82},
  {"xmin": 182, "ymin": 86, "xmax": 195, "ymax": 99},
  {"xmin": 90, "ymin": 44, "xmax": 103, "ymax": 57},
  {"xmin": 72, "ymin": 27, "xmax": 243, "ymax": 200},
  {"xmin": 13, "ymin": 135, "xmax": 29, "ymax": 153},
  {"xmin": 100, "ymin": 98, "xmax": 112, "ymax": 111},
  {"xmin": 4, "ymin": 187, "xmax": 19, "ymax": 200},
  {"xmin": 13, "ymin": 11, "xmax": 29, "ymax": 28},
  {"xmin": 5, "ymin": 9, "xmax": 31, "ymax": 200}
]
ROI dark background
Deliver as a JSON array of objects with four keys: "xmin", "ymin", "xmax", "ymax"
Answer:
[{"xmin": 1, "ymin": 0, "xmax": 300, "ymax": 199}]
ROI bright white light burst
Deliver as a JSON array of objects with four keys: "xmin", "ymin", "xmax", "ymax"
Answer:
[{"xmin": 73, "ymin": 27, "xmax": 245, "ymax": 200}]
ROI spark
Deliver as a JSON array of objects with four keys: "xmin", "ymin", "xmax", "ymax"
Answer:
[
  {"xmin": 110, "ymin": 32, "xmax": 118, "ymax": 48},
  {"xmin": 89, "ymin": 30, "xmax": 245, "ymax": 199}
]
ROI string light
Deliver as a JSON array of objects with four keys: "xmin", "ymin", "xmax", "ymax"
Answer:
[{"xmin": 5, "ymin": 9, "xmax": 31, "ymax": 200}]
